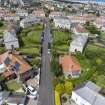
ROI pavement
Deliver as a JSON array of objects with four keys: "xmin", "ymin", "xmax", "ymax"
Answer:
[{"xmin": 38, "ymin": 21, "xmax": 55, "ymax": 105}]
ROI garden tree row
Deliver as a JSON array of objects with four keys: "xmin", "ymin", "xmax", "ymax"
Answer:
[{"xmin": 55, "ymin": 81, "xmax": 73, "ymax": 95}]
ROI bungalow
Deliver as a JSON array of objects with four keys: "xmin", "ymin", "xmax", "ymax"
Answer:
[
  {"xmin": 73, "ymin": 24, "xmax": 88, "ymax": 36},
  {"xmin": 32, "ymin": 10, "xmax": 45, "ymax": 18},
  {"xmin": 3, "ymin": 29, "xmax": 19, "ymax": 50},
  {"xmin": 70, "ymin": 34, "xmax": 88, "ymax": 53},
  {"xmin": 59, "ymin": 55, "xmax": 81, "ymax": 78},
  {"xmin": 49, "ymin": 11, "xmax": 64, "ymax": 19},
  {"xmin": 20, "ymin": 15, "xmax": 40, "ymax": 28},
  {"xmin": 53, "ymin": 17, "xmax": 71, "ymax": 30},
  {"xmin": 0, "ymin": 51, "xmax": 33, "ymax": 81},
  {"xmin": 71, "ymin": 81, "xmax": 105, "ymax": 105}
]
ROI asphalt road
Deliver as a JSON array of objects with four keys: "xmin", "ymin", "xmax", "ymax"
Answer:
[{"xmin": 38, "ymin": 22, "xmax": 55, "ymax": 105}]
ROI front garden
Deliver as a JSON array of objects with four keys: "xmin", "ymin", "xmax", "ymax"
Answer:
[{"xmin": 18, "ymin": 24, "xmax": 43, "ymax": 67}]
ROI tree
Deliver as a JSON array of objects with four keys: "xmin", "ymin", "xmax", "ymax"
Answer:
[
  {"xmin": 0, "ymin": 21, "xmax": 3, "ymax": 27},
  {"xmin": 95, "ymin": 75, "xmax": 105, "ymax": 88},
  {"xmin": 51, "ymin": 58, "xmax": 63, "ymax": 77},
  {"xmin": 64, "ymin": 81, "xmax": 73, "ymax": 95},
  {"xmin": 55, "ymin": 83, "xmax": 64, "ymax": 95}
]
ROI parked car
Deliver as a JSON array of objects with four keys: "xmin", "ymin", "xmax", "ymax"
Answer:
[{"xmin": 27, "ymin": 85, "xmax": 38, "ymax": 96}]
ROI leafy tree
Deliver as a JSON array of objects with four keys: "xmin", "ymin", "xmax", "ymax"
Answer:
[
  {"xmin": 55, "ymin": 83, "xmax": 64, "ymax": 95},
  {"xmin": 0, "ymin": 21, "xmax": 3, "ymax": 27},
  {"xmin": 95, "ymin": 75, "xmax": 105, "ymax": 88},
  {"xmin": 51, "ymin": 57, "xmax": 63, "ymax": 77},
  {"xmin": 64, "ymin": 81, "xmax": 73, "ymax": 95}
]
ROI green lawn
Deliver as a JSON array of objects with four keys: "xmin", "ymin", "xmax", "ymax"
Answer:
[
  {"xmin": 0, "ymin": 47, "xmax": 6, "ymax": 54},
  {"xmin": 53, "ymin": 45, "xmax": 69, "ymax": 52},
  {"xmin": 19, "ymin": 47, "xmax": 40, "ymax": 56},
  {"xmin": 52, "ymin": 30, "xmax": 71, "ymax": 56},
  {"xmin": 72, "ymin": 43, "xmax": 105, "ymax": 88},
  {"xmin": 53, "ymin": 30, "xmax": 71, "ymax": 44},
  {"xmin": 18, "ymin": 24, "xmax": 43, "ymax": 67},
  {"xmin": 6, "ymin": 79, "xmax": 23, "ymax": 91},
  {"xmin": 21, "ymin": 30, "xmax": 42, "ymax": 46}
]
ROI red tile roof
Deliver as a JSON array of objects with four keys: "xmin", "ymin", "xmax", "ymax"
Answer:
[
  {"xmin": 59, "ymin": 55, "xmax": 81, "ymax": 73},
  {"xmin": 75, "ymin": 24, "xmax": 87, "ymax": 33},
  {"xmin": 0, "ymin": 51, "xmax": 32, "ymax": 78},
  {"xmin": 2, "ymin": 70, "xmax": 14, "ymax": 78}
]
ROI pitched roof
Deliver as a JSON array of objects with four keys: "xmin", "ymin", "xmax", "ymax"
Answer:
[
  {"xmin": 3, "ymin": 29, "xmax": 18, "ymax": 43},
  {"xmin": 74, "ymin": 81, "xmax": 105, "ymax": 105},
  {"xmin": 7, "ymin": 92, "xmax": 26, "ymax": 105},
  {"xmin": 71, "ymin": 34, "xmax": 88, "ymax": 47},
  {"xmin": 0, "ymin": 51, "xmax": 32, "ymax": 77},
  {"xmin": 75, "ymin": 24, "xmax": 87, "ymax": 33},
  {"xmin": 59, "ymin": 55, "xmax": 81, "ymax": 72}
]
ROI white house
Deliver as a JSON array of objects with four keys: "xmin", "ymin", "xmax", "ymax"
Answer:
[
  {"xmin": 59, "ymin": 55, "xmax": 81, "ymax": 78},
  {"xmin": 70, "ymin": 34, "xmax": 88, "ymax": 53},
  {"xmin": 71, "ymin": 81, "xmax": 105, "ymax": 105},
  {"xmin": 4, "ymin": 13, "xmax": 20, "ymax": 21},
  {"xmin": 32, "ymin": 10, "xmax": 45, "ymax": 18},
  {"xmin": 20, "ymin": 15, "xmax": 40, "ymax": 28},
  {"xmin": 16, "ymin": 9, "xmax": 28, "ymax": 18},
  {"xmin": 53, "ymin": 17, "xmax": 71, "ymax": 30},
  {"xmin": 101, "ymin": 24, "xmax": 105, "ymax": 31},
  {"xmin": 93, "ymin": 16, "xmax": 105, "ymax": 28},
  {"xmin": 49, "ymin": 11, "xmax": 63, "ymax": 19},
  {"xmin": 73, "ymin": 24, "xmax": 88, "ymax": 36},
  {"xmin": 3, "ymin": 29, "xmax": 19, "ymax": 50}
]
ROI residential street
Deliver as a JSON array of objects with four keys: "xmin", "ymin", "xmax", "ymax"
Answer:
[{"xmin": 38, "ymin": 21, "xmax": 55, "ymax": 105}]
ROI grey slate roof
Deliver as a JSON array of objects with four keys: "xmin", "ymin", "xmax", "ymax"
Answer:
[
  {"xmin": 71, "ymin": 34, "xmax": 88, "ymax": 47},
  {"xmin": 74, "ymin": 81, "xmax": 105, "ymax": 105},
  {"xmin": 4, "ymin": 29, "xmax": 18, "ymax": 43},
  {"xmin": 7, "ymin": 92, "xmax": 26, "ymax": 105},
  {"xmin": 54, "ymin": 17, "xmax": 71, "ymax": 25}
]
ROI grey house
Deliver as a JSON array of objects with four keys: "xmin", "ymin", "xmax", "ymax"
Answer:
[
  {"xmin": 3, "ymin": 29, "xmax": 19, "ymax": 50},
  {"xmin": 7, "ymin": 92, "xmax": 26, "ymax": 105},
  {"xmin": 71, "ymin": 81, "xmax": 105, "ymax": 105}
]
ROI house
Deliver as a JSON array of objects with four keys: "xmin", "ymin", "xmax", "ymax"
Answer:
[
  {"xmin": 0, "ymin": 86, "xmax": 3, "ymax": 105},
  {"xmin": 4, "ymin": 13, "xmax": 20, "ymax": 22},
  {"xmin": 53, "ymin": 17, "xmax": 71, "ymax": 30},
  {"xmin": 93, "ymin": 16, "xmax": 105, "ymax": 28},
  {"xmin": 3, "ymin": 29, "xmax": 19, "ymax": 50},
  {"xmin": 20, "ymin": 15, "xmax": 40, "ymax": 28},
  {"xmin": 59, "ymin": 55, "xmax": 81, "ymax": 78},
  {"xmin": 32, "ymin": 10, "xmax": 45, "ymax": 18},
  {"xmin": 101, "ymin": 24, "xmax": 105, "ymax": 31},
  {"xmin": 49, "ymin": 11, "xmax": 64, "ymax": 19},
  {"xmin": 16, "ymin": 9, "xmax": 28, "ymax": 18},
  {"xmin": 73, "ymin": 24, "xmax": 88, "ymax": 36},
  {"xmin": 67, "ymin": 14, "xmax": 94, "ymax": 24},
  {"xmin": 45, "ymin": 4, "xmax": 54, "ymax": 11},
  {"xmin": 7, "ymin": 92, "xmax": 26, "ymax": 105},
  {"xmin": 71, "ymin": 81, "xmax": 105, "ymax": 105},
  {"xmin": 0, "ymin": 51, "xmax": 32, "ymax": 81},
  {"xmin": 70, "ymin": 34, "xmax": 88, "ymax": 53}
]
